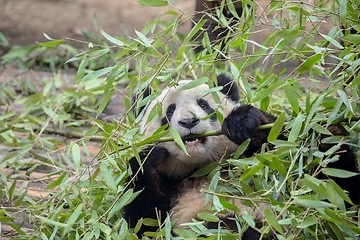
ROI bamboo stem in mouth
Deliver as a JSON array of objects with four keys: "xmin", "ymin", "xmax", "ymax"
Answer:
[
  {"xmin": 99, "ymin": 115, "xmax": 360, "ymax": 156},
  {"xmin": 160, "ymin": 115, "xmax": 360, "ymax": 143}
]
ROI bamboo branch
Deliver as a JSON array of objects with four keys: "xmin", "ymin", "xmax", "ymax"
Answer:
[
  {"xmin": 344, "ymin": 66, "xmax": 360, "ymax": 85},
  {"xmin": 43, "ymin": 128, "xmax": 103, "ymax": 141},
  {"xmin": 112, "ymin": 115, "xmax": 360, "ymax": 153},
  {"xmin": 156, "ymin": 115, "xmax": 360, "ymax": 144},
  {"xmin": 10, "ymin": 115, "xmax": 357, "ymax": 156}
]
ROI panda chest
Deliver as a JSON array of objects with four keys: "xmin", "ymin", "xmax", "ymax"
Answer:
[{"xmin": 156, "ymin": 153, "xmax": 208, "ymax": 179}]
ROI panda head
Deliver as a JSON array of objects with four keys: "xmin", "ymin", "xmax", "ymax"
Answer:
[{"xmin": 137, "ymin": 74, "xmax": 240, "ymax": 177}]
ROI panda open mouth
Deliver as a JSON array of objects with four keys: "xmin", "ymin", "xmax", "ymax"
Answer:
[{"xmin": 182, "ymin": 134, "xmax": 206, "ymax": 144}]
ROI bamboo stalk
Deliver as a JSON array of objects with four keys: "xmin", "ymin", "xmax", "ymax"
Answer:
[
  {"xmin": 155, "ymin": 115, "xmax": 360, "ymax": 144},
  {"xmin": 112, "ymin": 115, "xmax": 360, "ymax": 153},
  {"xmin": 15, "ymin": 115, "xmax": 358, "ymax": 155}
]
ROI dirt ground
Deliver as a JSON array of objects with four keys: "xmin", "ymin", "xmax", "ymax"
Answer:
[{"xmin": 0, "ymin": 0, "xmax": 194, "ymax": 45}]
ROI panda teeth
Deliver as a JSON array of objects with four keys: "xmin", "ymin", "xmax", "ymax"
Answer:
[{"xmin": 183, "ymin": 135, "xmax": 206, "ymax": 144}]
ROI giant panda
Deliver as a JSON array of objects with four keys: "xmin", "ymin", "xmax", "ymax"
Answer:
[{"xmin": 124, "ymin": 74, "xmax": 359, "ymax": 239}]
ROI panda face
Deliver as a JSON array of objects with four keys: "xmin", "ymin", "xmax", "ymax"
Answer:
[{"xmin": 139, "ymin": 80, "xmax": 238, "ymax": 177}]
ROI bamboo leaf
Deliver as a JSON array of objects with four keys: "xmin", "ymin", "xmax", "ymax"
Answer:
[
  {"xmin": 100, "ymin": 163, "xmax": 117, "ymax": 192},
  {"xmin": 327, "ymin": 179, "xmax": 352, "ymax": 204},
  {"xmin": 138, "ymin": 0, "xmax": 169, "ymax": 7},
  {"xmin": 225, "ymin": 0, "xmax": 241, "ymax": 19},
  {"xmin": 320, "ymin": 33, "xmax": 343, "ymax": 49},
  {"xmin": 184, "ymin": 19, "xmax": 206, "ymax": 43},
  {"xmin": 294, "ymin": 197, "xmax": 334, "ymax": 208},
  {"xmin": 252, "ymin": 81, "xmax": 282, "ymax": 102},
  {"xmin": 337, "ymin": 90, "xmax": 353, "ymax": 113},
  {"xmin": 240, "ymin": 163, "xmax": 264, "ymax": 181},
  {"xmin": 96, "ymin": 68, "xmax": 116, "ymax": 116},
  {"xmin": 135, "ymin": 30, "xmax": 152, "ymax": 47},
  {"xmin": 46, "ymin": 172, "xmax": 67, "ymax": 189},
  {"xmin": 233, "ymin": 139, "xmax": 251, "ymax": 159},
  {"xmin": 322, "ymin": 208, "xmax": 359, "ymax": 230},
  {"xmin": 322, "ymin": 168, "xmax": 359, "ymax": 178},
  {"xmin": 169, "ymin": 128, "xmax": 189, "ymax": 156},
  {"xmin": 165, "ymin": 214, "xmax": 172, "ymax": 240},
  {"xmin": 242, "ymin": 212, "xmax": 256, "ymax": 228},
  {"xmin": 325, "ymin": 180, "xmax": 345, "ymax": 208},
  {"xmin": 270, "ymin": 156, "xmax": 288, "ymax": 177},
  {"xmin": 100, "ymin": 30, "xmax": 124, "ymax": 46},
  {"xmin": 145, "ymin": 102, "xmax": 162, "ymax": 125},
  {"xmin": 197, "ymin": 212, "xmax": 219, "ymax": 222},
  {"xmin": 179, "ymin": 77, "xmax": 208, "ymax": 91},
  {"xmin": 0, "ymin": 31, "xmax": 9, "ymax": 46},
  {"xmin": 339, "ymin": 0, "xmax": 347, "ymax": 24},
  {"xmin": 191, "ymin": 162, "xmax": 218, "ymax": 177},
  {"xmin": 288, "ymin": 113, "xmax": 303, "ymax": 142},
  {"xmin": 284, "ymin": 84, "xmax": 299, "ymax": 113},
  {"xmin": 268, "ymin": 112, "xmax": 285, "ymax": 142},
  {"xmin": 75, "ymin": 55, "xmax": 88, "ymax": 81},
  {"xmin": 264, "ymin": 209, "xmax": 283, "ymax": 234},
  {"xmin": 37, "ymin": 39, "xmax": 65, "ymax": 47},
  {"xmin": 200, "ymin": 86, "xmax": 223, "ymax": 95},
  {"xmin": 82, "ymin": 67, "xmax": 112, "ymax": 81},
  {"xmin": 208, "ymin": 171, "xmax": 220, "ymax": 193},
  {"xmin": 313, "ymin": 123, "xmax": 332, "ymax": 135},
  {"xmin": 14, "ymin": 189, "xmax": 28, "ymax": 206},
  {"xmin": 71, "ymin": 143, "xmax": 81, "ymax": 172},
  {"xmin": 38, "ymin": 216, "xmax": 68, "ymax": 228},
  {"xmin": 108, "ymin": 189, "xmax": 135, "ymax": 220},
  {"xmin": 8, "ymin": 179, "xmax": 16, "ymax": 200},
  {"xmin": 173, "ymin": 229, "xmax": 197, "ymax": 238},
  {"xmin": 306, "ymin": 95, "xmax": 324, "ymax": 125},
  {"xmin": 230, "ymin": 62, "xmax": 239, "ymax": 79},
  {"xmin": 142, "ymin": 218, "xmax": 159, "ymax": 226},
  {"xmin": 0, "ymin": 112, "xmax": 15, "ymax": 121},
  {"xmin": 297, "ymin": 53, "xmax": 322, "ymax": 74},
  {"xmin": 342, "ymin": 34, "xmax": 360, "ymax": 44},
  {"xmin": 297, "ymin": 215, "xmax": 317, "ymax": 228},
  {"xmin": 66, "ymin": 203, "xmax": 84, "ymax": 230},
  {"xmin": 43, "ymin": 32, "xmax": 55, "ymax": 40}
]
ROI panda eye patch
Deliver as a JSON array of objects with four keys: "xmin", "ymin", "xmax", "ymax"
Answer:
[
  {"xmin": 197, "ymin": 98, "xmax": 216, "ymax": 120},
  {"xmin": 197, "ymin": 99, "xmax": 210, "ymax": 110},
  {"xmin": 166, "ymin": 104, "xmax": 176, "ymax": 117}
]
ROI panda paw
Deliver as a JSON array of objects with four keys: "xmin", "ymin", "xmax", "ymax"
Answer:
[
  {"xmin": 142, "ymin": 146, "xmax": 170, "ymax": 168},
  {"xmin": 129, "ymin": 146, "xmax": 169, "ymax": 174},
  {"xmin": 221, "ymin": 105, "xmax": 275, "ymax": 145}
]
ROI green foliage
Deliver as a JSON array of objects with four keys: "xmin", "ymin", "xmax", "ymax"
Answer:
[
  {"xmin": 0, "ymin": 0, "xmax": 359, "ymax": 239},
  {"xmin": 2, "ymin": 42, "xmax": 77, "ymax": 71}
]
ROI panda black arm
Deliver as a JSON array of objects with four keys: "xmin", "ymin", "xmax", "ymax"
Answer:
[
  {"xmin": 124, "ymin": 146, "xmax": 173, "ymax": 234},
  {"xmin": 221, "ymin": 105, "xmax": 276, "ymax": 156}
]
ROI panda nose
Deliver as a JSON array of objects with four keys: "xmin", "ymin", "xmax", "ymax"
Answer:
[{"xmin": 178, "ymin": 118, "xmax": 200, "ymax": 129}]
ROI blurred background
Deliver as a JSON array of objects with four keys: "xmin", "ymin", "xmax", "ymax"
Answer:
[
  {"xmin": 0, "ymin": 0, "xmax": 337, "ymax": 46},
  {"xmin": 0, "ymin": 0, "xmax": 194, "ymax": 45}
]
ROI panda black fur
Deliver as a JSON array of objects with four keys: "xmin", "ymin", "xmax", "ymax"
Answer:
[{"xmin": 124, "ymin": 74, "xmax": 359, "ymax": 238}]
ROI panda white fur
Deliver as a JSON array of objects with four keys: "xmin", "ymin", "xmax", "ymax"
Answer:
[{"xmin": 124, "ymin": 74, "xmax": 359, "ymax": 239}]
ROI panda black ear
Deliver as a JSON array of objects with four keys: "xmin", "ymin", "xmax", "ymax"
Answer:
[
  {"xmin": 217, "ymin": 73, "xmax": 240, "ymax": 102},
  {"xmin": 132, "ymin": 87, "xmax": 152, "ymax": 117}
]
